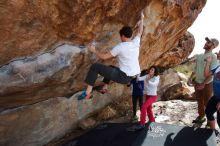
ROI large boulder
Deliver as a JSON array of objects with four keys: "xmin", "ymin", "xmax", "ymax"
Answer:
[
  {"xmin": 0, "ymin": 84, "xmax": 124, "ymax": 146},
  {"xmin": 161, "ymin": 81, "xmax": 195, "ymax": 100},
  {"xmin": 158, "ymin": 68, "xmax": 194, "ymax": 100},
  {"xmin": 0, "ymin": 0, "xmax": 206, "ymax": 145},
  {"xmin": 0, "ymin": 0, "xmax": 205, "ymax": 109}
]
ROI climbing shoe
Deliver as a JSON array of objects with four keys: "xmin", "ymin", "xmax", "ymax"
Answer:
[
  {"xmin": 78, "ymin": 91, "xmax": 93, "ymax": 100},
  {"xmin": 192, "ymin": 116, "xmax": 206, "ymax": 124},
  {"xmin": 93, "ymin": 84, "xmax": 108, "ymax": 94}
]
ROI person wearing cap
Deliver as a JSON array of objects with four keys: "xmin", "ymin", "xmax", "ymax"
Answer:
[
  {"xmin": 188, "ymin": 37, "xmax": 219, "ymax": 124},
  {"xmin": 204, "ymin": 49, "xmax": 220, "ymax": 129},
  {"xmin": 78, "ymin": 12, "xmax": 144, "ymax": 100}
]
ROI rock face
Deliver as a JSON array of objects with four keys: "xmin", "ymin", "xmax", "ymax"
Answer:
[
  {"xmin": 0, "ymin": 84, "xmax": 124, "ymax": 146},
  {"xmin": 154, "ymin": 32, "xmax": 195, "ymax": 68},
  {"xmin": 0, "ymin": 0, "xmax": 147, "ymax": 65},
  {"xmin": 0, "ymin": 0, "xmax": 206, "ymax": 146},
  {"xmin": 161, "ymin": 81, "xmax": 194, "ymax": 100},
  {"xmin": 0, "ymin": 0, "xmax": 206, "ymax": 109},
  {"xmin": 158, "ymin": 68, "xmax": 195, "ymax": 100}
]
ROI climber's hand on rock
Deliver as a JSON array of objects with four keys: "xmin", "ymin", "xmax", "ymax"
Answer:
[{"xmin": 87, "ymin": 44, "xmax": 96, "ymax": 53}]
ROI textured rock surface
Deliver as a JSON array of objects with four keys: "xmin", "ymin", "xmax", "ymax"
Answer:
[
  {"xmin": 161, "ymin": 81, "xmax": 194, "ymax": 100},
  {"xmin": 154, "ymin": 32, "xmax": 195, "ymax": 68},
  {"xmin": 0, "ymin": 0, "xmax": 147, "ymax": 65},
  {"xmin": 0, "ymin": 0, "xmax": 206, "ymax": 146},
  {"xmin": 158, "ymin": 68, "xmax": 195, "ymax": 100},
  {"xmin": 0, "ymin": 84, "xmax": 124, "ymax": 146},
  {"xmin": 0, "ymin": 0, "xmax": 206, "ymax": 109}
]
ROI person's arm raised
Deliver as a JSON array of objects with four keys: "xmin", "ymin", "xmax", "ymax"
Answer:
[{"xmin": 136, "ymin": 11, "xmax": 144, "ymax": 37}]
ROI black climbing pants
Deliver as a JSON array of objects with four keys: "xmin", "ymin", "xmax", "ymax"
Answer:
[{"xmin": 85, "ymin": 63, "xmax": 133, "ymax": 86}]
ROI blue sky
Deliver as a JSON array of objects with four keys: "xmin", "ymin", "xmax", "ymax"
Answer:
[{"xmin": 188, "ymin": 0, "xmax": 220, "ymax": 57}]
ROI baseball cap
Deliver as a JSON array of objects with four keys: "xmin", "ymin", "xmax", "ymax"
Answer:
[{"xmin": 205, "ymin": 37, "xmax": 219, "ymax": 48}]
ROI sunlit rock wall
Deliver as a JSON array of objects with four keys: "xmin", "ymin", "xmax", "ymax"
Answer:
[
  {"xmin": 0, "ymin": 0, "xmax": 205, "ymax": 109},
  {"xmin": 0, "ymin": 0, "xmax": 206, "ymax": 145}
]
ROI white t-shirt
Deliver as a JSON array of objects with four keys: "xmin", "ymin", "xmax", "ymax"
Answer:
[
  {"xmin": 110, "ymin": 36, "xmax": 141, "ymax": 76},
  {"xmin": 138, "ymin": 74, "xmax": 160, "ymax": 96}
]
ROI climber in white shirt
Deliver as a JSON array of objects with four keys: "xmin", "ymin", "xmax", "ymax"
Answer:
[{"xmin": 78, "ymin": 11, "xmax": 144, "ymax": 100}]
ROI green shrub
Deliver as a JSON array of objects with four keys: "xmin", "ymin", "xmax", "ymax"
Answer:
[{"xmin": 174, "ymin": 63, "xmax": 195, "ymax": 77}]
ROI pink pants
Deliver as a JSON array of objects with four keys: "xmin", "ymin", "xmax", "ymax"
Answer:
[{"xmin": 140, "ymin": 95, "xmax": 157, "ymax": 125}]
